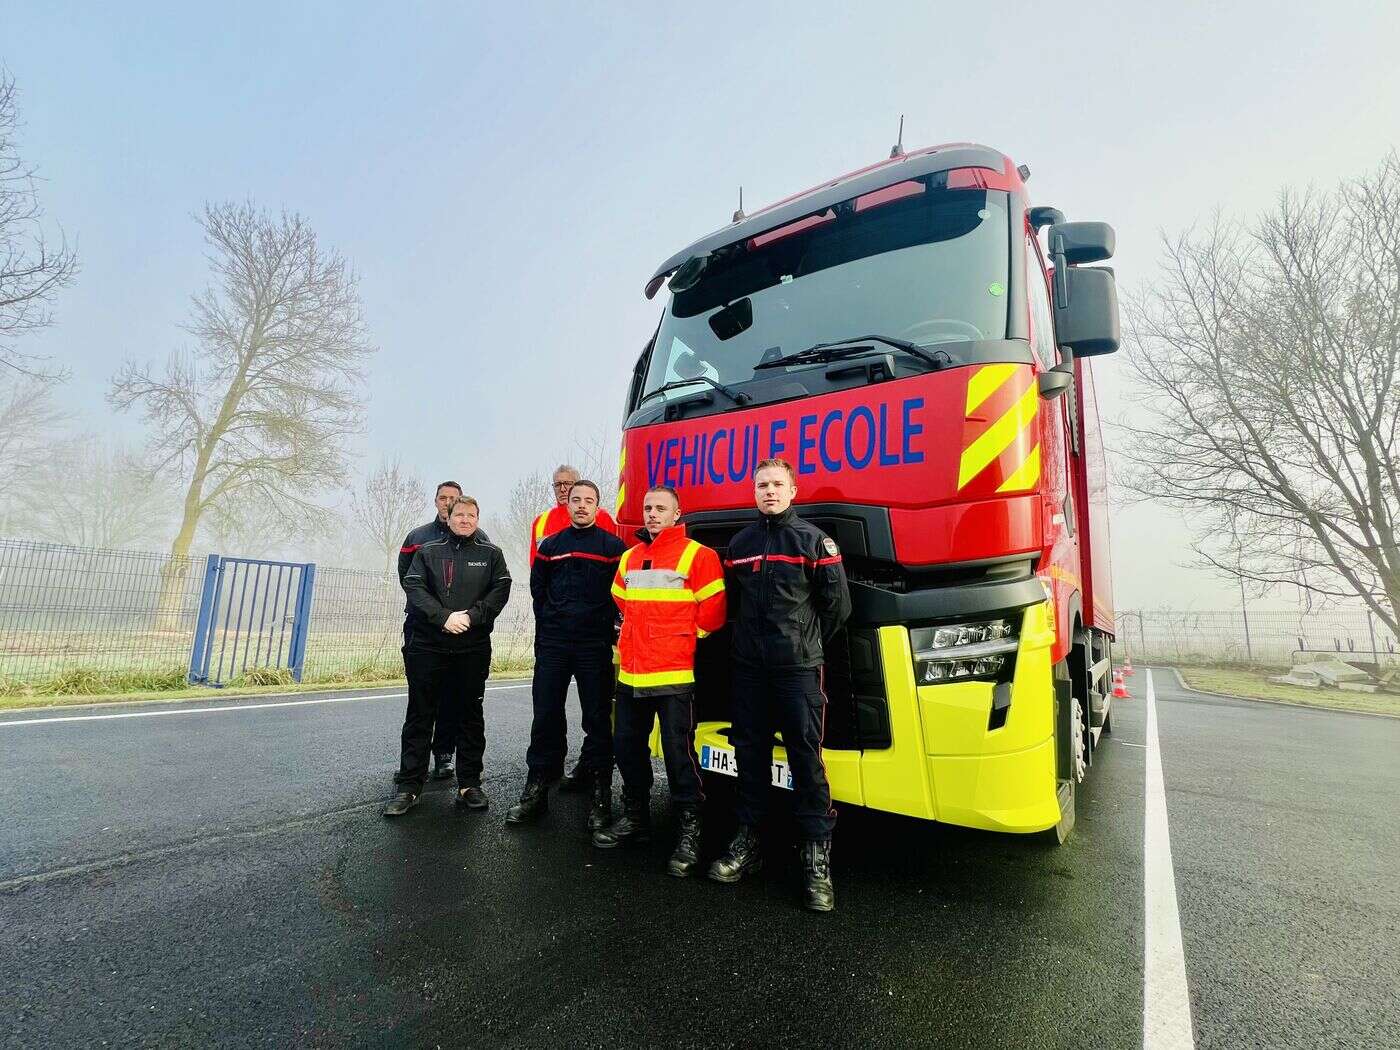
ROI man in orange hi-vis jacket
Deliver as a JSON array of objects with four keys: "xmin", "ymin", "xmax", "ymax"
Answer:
[
  {"xmin": 591, "ymin": 485, "xmax": 725, "ymax": 878},
  {"xmin": 528, "ymin": 464, "xmax": 618, "ymax": 567}
]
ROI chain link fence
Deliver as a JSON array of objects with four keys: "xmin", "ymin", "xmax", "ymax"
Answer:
[
  {"xmin": 1116, "ymin": 608, "xmax": 1399, "ymax": 669},
  {"xmin": 0, "ymin": 539, "xmax": 205, "ymax": 689},
  {"xmin": 0, "ymin": 537, "xmax": 534, "ymax": 693},
  {"xmin": 6, "ymin": 534, "xmax": 1394, "ymax": 693}
]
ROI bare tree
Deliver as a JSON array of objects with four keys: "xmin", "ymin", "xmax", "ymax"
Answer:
[
  {"xmin": 352, "ymin": 457, "xmax": 427, "ymax": 572},
  {"xmin": 0, "ymin": 374, "xmax": 65, "ymax": 532},
  {"xmin": 0, "ymin": 72, "xmax": 77, "ymax": 378},
  {"xmin": 1119, "ymin": 152, "xmax": 1400, "ymax": 633},
  {"xmin": 110, "ymin": 202, "xmax": 373, "ymax": 616},
  {"xmin": 22, "ymin": 438, "xmax": 175, "ymax": 549},
  {"xmin": 486, "ymin": 469, "xmax": 548, "ymax": 577},
  {"xmin": 571, "ymin": 424, "xmax": 622, "ymax": 512}
]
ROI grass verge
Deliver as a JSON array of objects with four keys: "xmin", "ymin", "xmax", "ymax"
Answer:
[
  {"xmin": 0, "ymin": 653, "xmax": 536, "ymax": 711},
  {"xmin": 1177, "ymin": 666, "xmax": 1400, "ymax": 717}
]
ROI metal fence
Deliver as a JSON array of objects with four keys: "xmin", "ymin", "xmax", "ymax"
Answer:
[
  {"xmin": 1117, "ymin": 608, "xmax": 1399, "ymax": 668},
  {"xmin": 6, "ymin": 534, "xmax": 1394, "ymax": 690},
  {"xmin": 0, "ymin": 539, "xmax": 206, "ymax": 685},
  {"xmin": 0, "ymin": 537, "xmax": 534, "ymax": 691}
]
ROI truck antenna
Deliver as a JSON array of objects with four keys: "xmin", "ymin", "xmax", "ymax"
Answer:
[
  {"xmin": 889, "ymin": 115, "xmax": 905, "ymax": 158},
  {"xmin": 732, "ymin": 186, "xmax": 745, "ymax": 223}
]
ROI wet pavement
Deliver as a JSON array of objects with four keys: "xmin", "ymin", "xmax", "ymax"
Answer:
[{"xmin": 1, "ymin": 670, "xmax": 1395, "ymax": 1048}]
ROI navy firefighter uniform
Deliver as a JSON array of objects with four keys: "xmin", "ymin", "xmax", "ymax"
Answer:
[
  {"xmin": 525, "ymin": 522, "xmax": 627, "ymax": 790},
  {"xmin": 722, "ymin": 507, "xmax": 851, "ymax": 842}
]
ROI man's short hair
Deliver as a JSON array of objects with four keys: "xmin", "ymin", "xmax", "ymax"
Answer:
[
  {"xmin": 447, "ymin": 495, "xmax": 479, "ymax": 514},
  {"xmin": 754, "ymin": 458, "xmax": 796, "ymax": 483},
  {"xmin": 569, "ymin": 479, "xmax": 601, "ymax": 500},
  {"xmin": 644, "ymin": 485, "xmax": 681, "ymax": 507},
  {"xmin": 553, "ymin": 464, "xmax": 581, "ymax": 482},
  {"xmin": 436, "ymin": 480, "xmax": 463, "ymax": 496}
]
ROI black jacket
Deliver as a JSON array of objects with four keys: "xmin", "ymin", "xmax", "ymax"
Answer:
[
  {"xmin": 530, "ymin": 523, "xmax": 626, "ymax": 646},
  {"xmin": 724, "ymin": 508, "xmax": 851, "ymax": 670},
  {"xmin": 398, "ymin": 518, "xmax": 490, "ymax": 627},
  {"xmin": 403, "ymin": 532, "xmax": 512, "ymax": 653}
]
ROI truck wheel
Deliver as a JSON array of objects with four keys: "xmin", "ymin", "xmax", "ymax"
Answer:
[{"xmin": 1039, "ymin": 659, "xmax": 1078, "ymax": 845}]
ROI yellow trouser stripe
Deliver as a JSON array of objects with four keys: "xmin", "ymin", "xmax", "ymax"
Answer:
[
  {"xmin": 965, "ymin": 363, "xmax": 1020, "ymax": 414},
  {"xmin": 618, "ymin": 668, "xmax": 695, "ymax": 687},
  {"xmin": 959, "ymin": 382, "xmax": 1039, "ymax": 489},
  {"xmin": 997, "ymin": 443, "xmax": 1042, "ymax": 492}
]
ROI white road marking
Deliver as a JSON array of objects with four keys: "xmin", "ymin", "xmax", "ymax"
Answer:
[
  {"xmin": 0, "ymin": 681, "xmax": 532, "ymax": 729},
  {"xmin": 1143, "ymin": 669, "xmax": 1196, "ymax": 1049}
]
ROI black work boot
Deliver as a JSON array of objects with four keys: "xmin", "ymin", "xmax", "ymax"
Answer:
[
  {"xmin": 431, "ymin": 754, "xmax": 454, "ymax": 780},
  {"xmin": 800, "ymin": 839, "xmax": 835, "ymax": 913},
  {"xmin": 382, "ymin": 791, "xmax": 419, "ymax": 817},
  {"xmin": 558, "ymin": 760, "xmax": 591, "ymax": 793},
  {"xmin": 707, "ymin": 825, "xmax": 762, "ymax": 883},
  {"xmin": 666, "ymin": 806, "xmax": 703, "ymax": 878},
  {"xmin": 591, "ymin": 797, "xmax": 651, "ymax": 849},
  {"xmin": 505, "ymin": 778, "xmax": 549, "ymax": 826},
  {"xmin": 587, "ymin": 770, "xmax": 613, "ymax": 832}
]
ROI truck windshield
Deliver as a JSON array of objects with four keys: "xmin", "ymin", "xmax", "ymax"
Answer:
[{"xmin": 643, "ymin": 186, "xmax": 1010, "ymax": 403}]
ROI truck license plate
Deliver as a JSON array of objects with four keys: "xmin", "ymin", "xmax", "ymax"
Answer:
[{"xmin": 699, "ymin": 744, "xmax": 792, "ymax": 790}]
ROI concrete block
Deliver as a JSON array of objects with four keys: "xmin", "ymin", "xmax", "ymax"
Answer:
[{"xmin": 1295, "ymin": 658, "xmax": 1370, "ymax": 686}]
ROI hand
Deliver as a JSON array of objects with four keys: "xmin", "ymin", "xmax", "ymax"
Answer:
[{"xmin": 443, "ymin": 611, "xmax": 471, "ymax": 634}]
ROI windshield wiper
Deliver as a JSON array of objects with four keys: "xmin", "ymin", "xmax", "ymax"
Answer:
[
  {"xmin": 753, "ymin": 334, "xmax": 951, "ymax": 371},
  {"xmin": 638, "ymin": 374, "xmax": 750, "ymax": 407}
]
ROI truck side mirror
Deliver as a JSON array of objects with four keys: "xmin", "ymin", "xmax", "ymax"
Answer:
[
  {"xmin": 1048, "ymin": 221, "xmax": 1115, "ymax": 265},
  {"xmin": 1054, "ymin": 267, "xmax": 1120, "ymax": 357}
]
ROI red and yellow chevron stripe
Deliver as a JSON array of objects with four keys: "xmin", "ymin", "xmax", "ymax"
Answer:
[{"xmin": 958, "ymin": 363, "xmax": 1041, "ymax": 495}]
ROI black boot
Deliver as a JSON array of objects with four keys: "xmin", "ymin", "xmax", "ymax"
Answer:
[
  {"xmin": 800, "ymin": 840, "xmax": 835, "ymax": 913},
  {"xmin": 382, "ymin": 791, "xmax": 419, "ymax": 817},
  {"xmin": 505, "ymin": 778, "xmax": 549, "ymax": 826},
  {"xmin": 591, "ymin": 797, "xmax": 651, "ymax": 849},
  {"xmin": 558, "ymin": 760, "xmax": 591, "ymax": 793},
  {"xmin": 666, "ymin": 807, "xmax": 703, "ymax": 878},
  {"xmin": 431, "ymin": 754, "xmax": 454, "ymax": 780},
  {"xmin": 587, "ymin": 770, "xmax": 613, "ymax": 832},
  {"xmin": 707, "ymin": 825, "xmax": 762, "ymax": 883}
]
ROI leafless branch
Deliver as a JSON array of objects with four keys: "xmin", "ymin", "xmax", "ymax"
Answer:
[
  {"xmin": 1118, "ymin": 152, "xmax": 1400, "ymax": 633},
  {"xmin": 0, "ymin": 71, "xmax": 77, "ymax": 379}
]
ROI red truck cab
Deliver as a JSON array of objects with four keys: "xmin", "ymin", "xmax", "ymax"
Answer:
[{"xmin": 620, "ymin": 143, "xmax": 1120, "ymax": 841}]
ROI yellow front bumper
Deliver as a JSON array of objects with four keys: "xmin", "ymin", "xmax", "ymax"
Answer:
[{"xmin": 685, "ymin": 601, "xmax": 1063, "ymax": 835}]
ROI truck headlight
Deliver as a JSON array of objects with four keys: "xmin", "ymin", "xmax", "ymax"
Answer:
[{"xmin": 910, "ymin": 618, "xmax": 1018, "ymax": 684}]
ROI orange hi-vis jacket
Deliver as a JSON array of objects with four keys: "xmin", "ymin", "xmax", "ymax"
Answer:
[
  {"xmin": 529, "ymin": 504, "xmax": 618, "ymax": 567},
  {"xmin": 612, "ymin": 524, "xmax": 726, "ymax": 696}
]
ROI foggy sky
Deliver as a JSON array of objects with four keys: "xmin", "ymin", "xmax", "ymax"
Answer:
[{"xmin": 5, "ymin": 0, "xmax": 1399, "ymax": 609}]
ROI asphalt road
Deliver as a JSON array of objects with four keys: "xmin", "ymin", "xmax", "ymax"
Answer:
[{"xmin": 1, "ymin": 671, "xmax": 1396, "ymax": 1048}]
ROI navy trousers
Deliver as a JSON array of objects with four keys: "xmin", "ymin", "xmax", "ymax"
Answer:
[
  {"xmin": 731, "ymin": 662, "xmax": 835, "ymax": 841},
  {"xmin": 526, "ymin": 640, "xmax": 614, "ymax": 780}
]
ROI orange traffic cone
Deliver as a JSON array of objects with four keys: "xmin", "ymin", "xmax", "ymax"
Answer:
[
  {"xmin": 1122, "ymin": 656, "xmax": 1136, "ymax": 676},
  {"xmin": 1112, "ymin": 670, "xmax": 1132, "ymax": 699}
]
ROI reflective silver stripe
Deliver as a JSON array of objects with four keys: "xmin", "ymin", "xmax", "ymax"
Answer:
[{"xmin": 625, "ymin": 568, "xmax": 687, "ymax": 589}]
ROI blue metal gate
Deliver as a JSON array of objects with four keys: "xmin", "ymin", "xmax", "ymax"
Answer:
[{"xmin": 187, "ymin": 555, "xmax": 316, "ymax": 686}]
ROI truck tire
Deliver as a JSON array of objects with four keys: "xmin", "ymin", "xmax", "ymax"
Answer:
[{"xmin": 1039, "ymin": 659, "xmax": 1079, "ymax": 845}]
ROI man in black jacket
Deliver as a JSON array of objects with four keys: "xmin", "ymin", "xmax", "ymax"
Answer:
[
  {"xmin": 385, "ymin": 496, "xmax": 512, "ymax": 817},
  {"xmin": 506, "ymin": 480, "xmax": 625, "ymax": 830},
  {"xmin": 398, "ymin": 480, "xmax": 493, "ymax": 780},
  {"xmin": 707, "ymin": 458, "xmax": 851, "ymax": 911}
]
